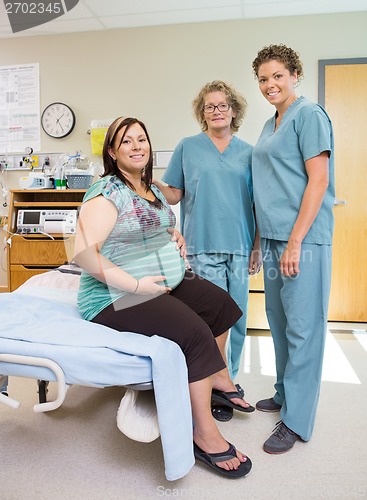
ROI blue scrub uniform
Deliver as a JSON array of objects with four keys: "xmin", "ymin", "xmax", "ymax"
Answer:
[
  {"xmin": 252, "ymin": 96, "xmax": 335, "ymax": 440},
  {"xmin": 163, "ymin": 132, "xmax": 255, "ymax": 379}
]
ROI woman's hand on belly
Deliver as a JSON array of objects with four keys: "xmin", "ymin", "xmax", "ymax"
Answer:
[
  {"xmin": 167, "ymin": 228, "xmax": 187, "ymax": 258},
  {"xmin": 135, "ymin": 275, "xmax": 172, "ymax": 295}
]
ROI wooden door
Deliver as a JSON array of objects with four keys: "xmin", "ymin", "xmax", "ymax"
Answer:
[{"xmin": 319, "ymin": 59, "xmax": 367, "ymax": 321}]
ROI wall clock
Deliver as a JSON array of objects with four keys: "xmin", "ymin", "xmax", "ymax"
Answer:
[{"xmin": 41, "ymin": 102, "xmax": 76, "ymax": 138}]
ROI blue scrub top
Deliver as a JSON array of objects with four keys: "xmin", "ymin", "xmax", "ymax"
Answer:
[
  {"xmin": 163, "ymin": 132, "xmax": 255, "ymax": 256},
  {"xmin": 252, "ymin": 96, "xmax": 335, "ymax": 245}
]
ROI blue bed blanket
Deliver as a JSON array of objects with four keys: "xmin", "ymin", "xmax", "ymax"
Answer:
[{"xmin": 0, "ymin": 288, "xmax": 194, "ymax": 481}]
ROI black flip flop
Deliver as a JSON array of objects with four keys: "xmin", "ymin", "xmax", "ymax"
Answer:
[
  {"xmin": 212, "ymin": 388, "xmax": 255, "ymax": 413},
  {"xmin": 193, "ymin": 442, "xmax": 252, "ymax": 478},
  {"xmin": 211, "ymin": 404, "xmax": 233, "ymax": 422}
]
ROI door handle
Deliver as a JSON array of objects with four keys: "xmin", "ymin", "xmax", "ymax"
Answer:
[{"xmin": 333, "ymin": 197, "xmax": 347, "ymax": 207}]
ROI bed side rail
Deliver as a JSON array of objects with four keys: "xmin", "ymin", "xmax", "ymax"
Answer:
[{"xmin": 0, "ymin": 354, "xmax": 67, "ymax": 413}]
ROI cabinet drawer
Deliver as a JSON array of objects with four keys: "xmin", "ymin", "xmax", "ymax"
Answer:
[
  {"xmin": 10, "ymin": 236, "xmax": 75, "ymax": 265},
  {"xmin": 9, "ymin": 265, "xmax": 55, "ymax": 291},
  {"xmin": 248, "ymin": 292, "xmax": 269, "ymax": 330}
]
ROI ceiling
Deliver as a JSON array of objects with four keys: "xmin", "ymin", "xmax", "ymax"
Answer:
[{"xmin": 1, "ymin": 0, "xmax": 367, "ymax": 38}]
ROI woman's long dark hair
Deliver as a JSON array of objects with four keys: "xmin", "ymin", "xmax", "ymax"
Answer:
[{"xmin": 102, "ymin": 117, "xmax": 153, "ymax": 191}]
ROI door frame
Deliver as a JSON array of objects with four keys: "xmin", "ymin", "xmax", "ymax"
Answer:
[
  {"xmin": 318, "ymin": 57, "xmax": 367, "ymax": 321},
  {"xmin": 318, "ymin": 57, "xmax": 367, "ymax": 105}
]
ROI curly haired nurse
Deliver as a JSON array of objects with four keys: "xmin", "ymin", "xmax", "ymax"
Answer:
[{"xmin": 251, "ymin": 44, "xmax": 335, "ymax": 453}]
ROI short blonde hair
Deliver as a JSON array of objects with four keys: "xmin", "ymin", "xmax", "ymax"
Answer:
[{"xmin": 192, "ymin": 80, "xmax": 247, "ymax": 133}]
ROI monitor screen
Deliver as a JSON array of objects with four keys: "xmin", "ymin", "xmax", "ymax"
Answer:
[{"xmin": 22, "ymin": 211, "xmax": 40, "ymax": 224}]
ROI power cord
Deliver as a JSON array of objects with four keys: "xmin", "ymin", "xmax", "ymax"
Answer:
[
  {"xmin": 33, "ymin": 230, "xmax": 55, "ymax": 240},
  {"xmin": 3, "ymin": 224, "xmax": 55, "ymax": 250}
]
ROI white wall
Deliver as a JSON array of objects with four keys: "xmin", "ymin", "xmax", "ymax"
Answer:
[{"xmin": 0, "ymin": 11, "xmax": 366, "ymax": 287}]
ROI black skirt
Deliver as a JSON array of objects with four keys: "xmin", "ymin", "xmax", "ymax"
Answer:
[{"xmin": 92, "ymin": 271, "xmax": 242, "ymax": 383}]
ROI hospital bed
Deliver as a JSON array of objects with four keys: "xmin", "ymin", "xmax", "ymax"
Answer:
[{"xmin": 0, "ymin": 266, "xmax": 194, "ymax": 481}]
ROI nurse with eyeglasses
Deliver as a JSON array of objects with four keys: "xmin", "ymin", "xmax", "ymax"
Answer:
[{"xmin": 154, "ymin": 80, "xmax": 261, "ymax": 422}]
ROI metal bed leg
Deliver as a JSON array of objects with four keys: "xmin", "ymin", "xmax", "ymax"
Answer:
[{"xmin": 37, "ymin": 380, "xmax": 49, "ymax": 404}]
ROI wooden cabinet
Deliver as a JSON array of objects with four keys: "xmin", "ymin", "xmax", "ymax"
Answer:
[
  {"xmin": 247, "ymin": 270, "xmax": 269, "ymax": 330},
  {"xmin": 7, "ymin": 189, "xmax": 85, "ymax": 291}
]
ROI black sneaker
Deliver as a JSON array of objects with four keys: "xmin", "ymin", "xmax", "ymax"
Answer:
[
  {"xmin": 263, "ymin": 421, "xmax": 300, "ymax": 454},
  {"xmin": 256, "ymin": 397, "xmax": 281, "ymax": 412}
]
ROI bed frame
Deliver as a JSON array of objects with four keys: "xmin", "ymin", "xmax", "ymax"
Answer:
[{"xmin": 0, "ymin": 267, "xmax": 194, "ymax": 481}]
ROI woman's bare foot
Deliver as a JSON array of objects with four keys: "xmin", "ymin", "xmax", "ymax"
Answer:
[
  {"xmin": 193, "ymin": 423, "xmax": 247, "ymax": 471},
  {"xmin": 212, "ymin": 370, "xmax": 252, "ymax": 409}
]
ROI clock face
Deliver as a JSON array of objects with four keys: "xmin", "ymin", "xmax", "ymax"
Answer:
[{"xmin": 41, "ymin": 102, "xmax": 76, "ymax": 138}]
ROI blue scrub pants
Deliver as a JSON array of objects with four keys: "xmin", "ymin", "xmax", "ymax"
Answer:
[
  {"xmin": 187, "ymin": 253, "xmax": 250, "ymax": 380},
  {"xmin": 262, "ymin": 239, "xmax": 332, "ymax": 441}
]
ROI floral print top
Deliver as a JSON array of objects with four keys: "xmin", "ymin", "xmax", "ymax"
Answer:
[{"xmin": 77, "ymin": 175, "xmax": 185, "ymax": 321}]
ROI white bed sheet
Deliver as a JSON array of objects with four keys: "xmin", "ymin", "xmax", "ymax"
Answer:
[{"xmin": 0, "ymin": 272, "xmax": 194, "ymax": 481}]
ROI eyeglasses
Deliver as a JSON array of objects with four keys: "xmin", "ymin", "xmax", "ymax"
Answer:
[{"xmin": 203, "ymin": 103, "xmax": 231, "ymax": 113}]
